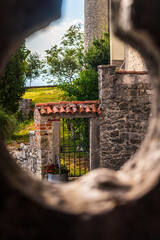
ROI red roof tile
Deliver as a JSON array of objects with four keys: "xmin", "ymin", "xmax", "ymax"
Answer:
[
  {"xmin": 66, "ymin": 106, "xmax": 72, "ymax": 113},
  {"xmin": 92, "ymin": 104, "xmax": 97, "ymax": 113},
  {"xmin": 47, "ymin": 106, "xmax": 52, "ymax": 115},
  {"xmin": 35, "ymin": 101, "xmax": 101, "ymax": 116},
  {"xmin": 60, "ymin": 105, "xmax": 65, "ymax": 113},
  {"xmin": 79, "ymin": 106, "xmax": 85, "ymax": 114},
  {"xmin": 85, "ymin": 106, "xmax": 91, "ymax": 113},
  {"xmin": 72, "ymin": 106, "xmax": 78, "ymax": 114},
  {"xmin": 53, "ymin": 106, "xmax": 59, "ymax": 114},
  {"xmin": 40, "ymin": 106, "xmax": 47, "ymax": 115}
]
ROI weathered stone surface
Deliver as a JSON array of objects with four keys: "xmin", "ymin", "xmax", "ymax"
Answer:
[
  {"xmin": 8, "ymin": 144, "xmax": 39, "ymax": 177},
  {"xmin": 34, "ymin": 108, "xmax": 61, "ymax": 178},
  {"xmin": 84, "ymin": 0, "xmax": 109, "ymax": 49},
  {"xmin": 99, "ymin": 66, "xmax": 151, "ymax": 169},
  {"xmin": 19, "ymin": 98, "xmax": 33, "ymax": 119},
  {"xmin": 125, "ymin": 44, "xmax": 146, "ymax": 71}
]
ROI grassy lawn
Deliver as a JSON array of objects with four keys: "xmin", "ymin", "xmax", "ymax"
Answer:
[
  {"xmin": 8, "ymin": 118, "xmax": 35, "ymax": 146},
  {"xmin": 8, "ymin": 87, "xmax": 67, "ymax": 147},
  {"xmin": 23, "ymin": 87, "xmax": 67, "ymax": 105}
]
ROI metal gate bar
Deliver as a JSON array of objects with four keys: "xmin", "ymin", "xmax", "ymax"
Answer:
[{"xmin": 60, "ymin": 118, "xmax": 90, "ymax": 177}]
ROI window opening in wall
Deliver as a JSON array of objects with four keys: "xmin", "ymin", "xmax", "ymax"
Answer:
[{"xmin": 60, "ymin": 118, "xmax": 90, "ymax": 177}]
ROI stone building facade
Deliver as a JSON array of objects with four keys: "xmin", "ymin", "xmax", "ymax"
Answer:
[
  {"xmin": 84, "ymin": 0, "xmax": 109, "ymax": 50},
  {"xmin": 83, "ymin": 0, "xmax": 150, "ymax": 171},
  {"xmin": 98, "ymin": 65, "xmax": 151, "ymax": 170},
  {"xmin": 84, "ymin": 0, "xmax": 146, "ymax": 71}
]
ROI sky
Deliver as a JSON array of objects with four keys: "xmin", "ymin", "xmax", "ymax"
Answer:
[
  {"xmin": 26, "ymin": 0, "xmax": 84, "ymax": 86},
  {"xmin": 26, "ymin": 0, "xmax": 84, "ymax": 58}
]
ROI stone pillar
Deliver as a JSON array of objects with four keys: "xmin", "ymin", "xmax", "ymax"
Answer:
[
  {"xmin": 84, "ymin": 0, "xmax": 109, "ymax": 50},
  {"xmin": 29, "ymin": 131, "xmax": 35, "ymax": 146},
  {"xmin": 98, "ymin": 65, "xmax": 118, "ymax": 170},
  {"xmin": 19, "ymin": 98, "xmax": 32, "ymax": 119},
  {"xmin": 34, "ymin": 108, "xmax": 60, "ymax": 178},
  {"xmin": 98, "ymin": 65, "xmax": 151, "ymax": 170},
  {"xmin": 52, "ymin": 121, "xmax": 61, "ymax": 164},
  {"xmin": 90, "ymin": 117, "xmax": 100, "ymax": 170}
]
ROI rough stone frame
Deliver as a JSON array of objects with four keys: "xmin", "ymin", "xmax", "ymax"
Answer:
[{"xmin": 1, "ymin": 0, "xmax": 160, "ymax": 239}]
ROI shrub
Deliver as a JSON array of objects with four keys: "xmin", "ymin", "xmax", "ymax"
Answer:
[
  {"xmin": 84, "ymin": 32, "xmax": 110, "ymax": 70},
  {"xmin": 59, "ymin": 69, "xmax": 99, "ymax": 101},
  {"xmin": 0, "ymin": 106, "xmax": 17, "ymax": 140},
  {"xmin": 0, "ymin": 42, "xmax": 29, "ymax": 113}
]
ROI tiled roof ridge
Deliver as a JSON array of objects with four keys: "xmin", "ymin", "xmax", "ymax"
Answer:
[
  {"xmin": 35, "ymin": 100, "xmax": 101, "ymax": 115},
  {"xmin": 35, "ymin": 100, "xmax": 100, "ymax": 107}
]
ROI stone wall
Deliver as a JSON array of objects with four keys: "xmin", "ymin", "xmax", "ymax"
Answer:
[
  {"xmin": 84, "ymin": 0, "xmax": 109, "ymax": 50},
  {"xmin": 19, "ymin": 98, "xmax": 33, "ymax": 119},
  {"xmin": 8, "ymin": 144, "xmax": 39, "ymax": 176},
  {"xmin": 125, "ymin": 45, "xmax": 147, "ymax": 71},
  {"xmin": 8, "ymin": 131, "xmax": 40, "ymax": 177},
  {"xmin": 34, "ymin": 108, "xmax": 61, "ymax": 178},
  {"xmin": 98, "ymin": 65, "xmax": 151, "ymax": 170}
]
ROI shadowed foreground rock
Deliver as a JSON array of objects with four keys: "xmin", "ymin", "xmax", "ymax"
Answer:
[{"xmin": 1, "ymin": 0, "xmax": 160, "ymax": 239}]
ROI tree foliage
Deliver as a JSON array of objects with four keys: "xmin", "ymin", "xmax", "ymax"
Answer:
[
  {"xmin": 46, "ymin": 24, "xmax": 110, "ymax": 101},
  {"xmin": 0, "ymin": 106, "xmax": 17, "ymax": 140},
  {"xmin": 0, "ymin": 42, "xmax": 30, "ymax": 113},
  {"xmin": 57, "ymin": 30, "xmax": 110, "ymax": 101},
  {"xmin": 59, "ymin": 69, "xmax": 99, "ymax": 101},
  {"xmin": 46, "ymin": 24, "xmax": 84, "ymax": 85},
  {"xmin": 26, "ymin": 52, "xmax": 41, "ymax": 87},
  {"xmin": 84, "ymin": 32, "xmax": 110, "ymax": 70}
]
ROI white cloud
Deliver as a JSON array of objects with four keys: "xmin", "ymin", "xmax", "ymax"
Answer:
[{"xmin": 26, "ymin": 19, "xmax": 84, "ymax": 58}]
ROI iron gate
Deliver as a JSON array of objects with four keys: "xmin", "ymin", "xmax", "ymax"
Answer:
[{"xmin": 60, "ymin": 118, "xmax": 90, "ymax": 177}]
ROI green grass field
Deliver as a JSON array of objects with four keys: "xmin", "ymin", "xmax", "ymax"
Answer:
[
  {"xmin": 9, "ymin": 87, "xmax": 67, "ymax": 146},
  {"xmin": 23, "ymin": 87, "xmax": 67, "ymax": 104},
  {"xmin": 10, "ymin": 118, "xmax": 35, "ymax": 146}
]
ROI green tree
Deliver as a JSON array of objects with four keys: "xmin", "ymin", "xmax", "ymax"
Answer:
[
  {"xmin": 59, "ymin": 69, "xmax": 99, "ymax": 101},
  {"xmin": 0, "ymin": 42, "xmax": 30, "ymax": 113},
  {"xmin": 84, "ymin": 32, "xmax": 110, "ymax": 70},
  {"xmin": 46, "ymin": 25, "xmax": 110, "ymax": 101},
  {"xmin": 0, "ymin": 106, "xmax": 17, "ymax": 140},
  {"xmin": 46, "ymin": 24, "xmax": 84, "ymax": 85},
  {"xmin": 58, "ymin": 31, "xmax": 110, "ymax": 101},
  {"xmin": 26, "ymin": 52, "xmax": 41, "ymax": 87}
]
